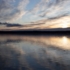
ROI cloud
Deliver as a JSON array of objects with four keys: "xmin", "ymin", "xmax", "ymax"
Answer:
[
  {"xmin": 0, "ymin": 0, "xmax": 29, "ymax": 22},
  {"xmin": 23, "ymin": 15, "xmax": 70, "ymax": 29},
  {"xmin": 30, "ymin": 0, "xmax": 70, "ymax": 19},
  {"xmin": 0, "ymin": 22, "xmax": 22, "ymax": 27},
  {"xmin": 0, "ymin": 0, "xmax": 70, "ymax": 25}
]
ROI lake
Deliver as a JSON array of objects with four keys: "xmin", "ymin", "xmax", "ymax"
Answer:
[{"xmin": 0, "ymin": 34, "xmax": 70, "ymax": 70}]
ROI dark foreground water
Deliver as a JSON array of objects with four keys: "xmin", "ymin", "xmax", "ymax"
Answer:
[{"xmin": 0, "ymin": 34, "xmax": 70, "ymax": 70}]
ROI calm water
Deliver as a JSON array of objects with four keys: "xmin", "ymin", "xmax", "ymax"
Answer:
[{"xmin": 0, "ymin": 34, "xmax": 70, "ymax": 70}]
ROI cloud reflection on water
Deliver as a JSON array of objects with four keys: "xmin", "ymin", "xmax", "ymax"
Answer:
[{"xmin": 0, "ymin": 35, "xmax": 70, "ymax": 70}]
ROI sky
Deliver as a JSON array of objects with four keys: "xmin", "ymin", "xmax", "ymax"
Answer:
[{"xmin": 0, "ymin": 0, "xmax": 70, "ymax": 29}]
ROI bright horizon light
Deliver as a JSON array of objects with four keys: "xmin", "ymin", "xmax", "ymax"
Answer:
[
  {"xmin": 61, "ymin": 21, "xmax": 69, "ymax": 28},
  {"xmin": 62, "ymin": 24, "xmax": 68, "ymax": 28}
]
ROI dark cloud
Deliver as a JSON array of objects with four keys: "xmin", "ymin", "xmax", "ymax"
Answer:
[{"xmin": 0, "ymin": 22, "xmax": 22, "ymax": 27}]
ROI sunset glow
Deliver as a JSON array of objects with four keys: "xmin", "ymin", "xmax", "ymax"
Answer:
[
  {"xmin": 62, "ymin": 24, "xmax": 68, "ymax": 28},
  {"xmin": 0, "ymin": 0, "xmax": 70, "ymax": 30},
  {"xmin": 1, "ymin": 0, "xmax": 70, "ymax": 70}
]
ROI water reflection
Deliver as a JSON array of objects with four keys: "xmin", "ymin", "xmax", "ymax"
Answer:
[{"xmin": 0, "ymin": 35, "xmax": 70, "ymax": 70}]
